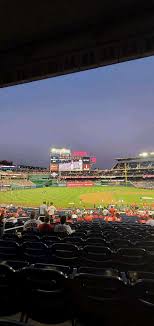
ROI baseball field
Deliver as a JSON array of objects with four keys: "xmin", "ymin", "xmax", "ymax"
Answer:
[{"xmin": 0, "ymin": 186, "xmax": 154, "ymax": 208}]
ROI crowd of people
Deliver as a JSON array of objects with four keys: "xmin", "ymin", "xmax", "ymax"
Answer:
[{"xmin": 0, "ymin": 201, "xmax": 154, "ymax": 236}]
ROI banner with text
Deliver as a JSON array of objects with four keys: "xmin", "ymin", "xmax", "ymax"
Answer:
[{"xmin": 67, "ymin": 181, "xmax": 94, "ymax": 187}]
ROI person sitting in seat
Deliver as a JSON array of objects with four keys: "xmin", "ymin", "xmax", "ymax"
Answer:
[
  {"xmin": 38, "ymin": 215, "xmax": 54, "ymax": 233},
  {"xmin": 146, "ymin": 215, "xmax": 154, "ymax": 226},
  {"xmin": 54, "ymin": 216, "xmax": 74, "ymax": 235},
  {"xmin": 71, "ymin": 211, "xmax": 78, "ymax": 221},
  {"xmin": 23, "ymin": 211, "xmax": 41, "ymax": 231},
  {"xmin": 67, "ymin": 215, "xmax": 73, "ymax": 224},
  {"xmin": 115, "ymin": 212, "xmax": 122, "ymax": 222},
  {"xmin": 104, "ymin": 215, "xmax": 116, "ymax": 222},
  {"xmin": 109, "ymin": 206, "xmax": 116, "ymax": 216},
  {"xmin": 84, "ymin": 213, "xmax": 93, "ymax": 222}
]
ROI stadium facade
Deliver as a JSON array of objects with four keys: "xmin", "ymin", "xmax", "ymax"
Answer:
[
  {"xmin": 50, "ymin": 148, "xmax": 96, "ymax": 174},
  {"xmin": 0, "ymin": 151, "xmax": 154, "ymax": 189}
]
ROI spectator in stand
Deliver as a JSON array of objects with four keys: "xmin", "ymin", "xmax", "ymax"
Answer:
[
  {"xmin": 6, "ymin": 215, "xmax": 18, "ymax": 224},
  {"xmin": 76, "ymin": 208, "xmax": 81, "ymax": 214},
  {"xmin": 115, "ymin": 212, "xmax": 122, "ymax": 222},
  {"xmin": 0, "ymin": 213, "xmax": 5, "ymax": 236},
  {"xmin": 139, "ymin": 217, "xmax": 147, "ymax": 224},
  {"xmin": 38, "ymin": 215, "xmax": 54, "ymax": 233},
  {"xmin": 67, "ymin": 215, "xmax": 73, "ymax": 224},
  {"xmin": 109, "ymin": 206, "xmax": 116, "ymax": 216},
  {"xmin": 47, "ymin": 202, "xmax": 56, "ymax": 219},
  {"xmin": 0, "ymin": 208, "xmax": 6, "ymax": 217},
  {"xmin": 39, "ymin": 215, "xmax": 45, "ymax": 223},
  {"xmin": 99, "ymin": 213, "xmax": 104, "ymax": 220},
  {"xmin": 40, "ymin": 201, "xmax": 47, "ymax": 216},
  {"xmin": 103, "ymin": 207, "xmax": 109, "ymax": 216},
  {"xmin": 104, "ymin": 215, "xmax": 116, "ymax": 222},
  {"xmin": 146, "ymin": 215, "xmax": 154, "ymax": 226},
  {"xmin": 77, "ymin": 216, "xmax": 84, "ymax": 222},
  {"xmin": 54, "ymin": 216, "xmax": 74, "ymax": 235},
  {"xmin": 71, "ymin": 211, "xmax": 78, "ymax": 221},
  {"xmin": 23, "ymin": 211, "xmax": 41, "ymax": 231},
  {"xmin": 84, "ymin": 213, "xmax": 93, "ymax": 222}
]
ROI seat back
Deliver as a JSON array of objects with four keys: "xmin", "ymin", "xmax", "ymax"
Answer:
[
  {"xmin": 0, "ymin": 263, "xmax": 21, "ymax": 316},
  {"xmin": 64, "ymin": 237, "xmax": 84, "ymax": 246},
  {"xmin": 85, "ymin": 238, "xmax": 107, "ymax": 246},
  {"xmin": 22, "ymin": 235, "xmax": 40, "ymax": 242},
  {"xmin": 50, "ymin": 243, "xmax": 80, "ymax": 266},
  {"xmin": 117, "ymin": 248, "xmax": 147, "ymax": 263},
  {"xmin": 73, "ymin": 274, "xmax": 129, "ymax": 324},
  {"xmin": 20, "ymin": 267, "xmax": 71, "ymax": 323}
]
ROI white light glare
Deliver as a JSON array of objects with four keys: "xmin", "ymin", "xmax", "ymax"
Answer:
[{"xmin": 139, "ymin": 152, "xmax": 148, "ymax": 157}]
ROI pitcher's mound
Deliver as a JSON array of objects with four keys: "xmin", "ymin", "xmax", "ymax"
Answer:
[{"xmin": 80, "ymin": 192, "xmax": 114, "ymax": 204}]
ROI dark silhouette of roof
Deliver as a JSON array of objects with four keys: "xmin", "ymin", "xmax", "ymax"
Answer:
[{"xmin": 0, "ymin": 0, "xmax": 154, "ymax": 87}]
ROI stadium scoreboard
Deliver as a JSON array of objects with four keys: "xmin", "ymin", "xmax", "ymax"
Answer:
[{"xmin": 50, "ymin": 147, "xmax": 96, "ymax": 173}]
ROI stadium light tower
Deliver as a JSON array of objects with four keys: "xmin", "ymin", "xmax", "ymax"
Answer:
[
  {"xmin": 124, "ymin": 163, "xmax": 128, "ymax": 186},
  {"xmin": 139, "ymin": 152, "xmax": 148, "ymax": 157}
]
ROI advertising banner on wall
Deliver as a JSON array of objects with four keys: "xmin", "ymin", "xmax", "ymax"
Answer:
[{"xmin": 67, "ymin": 181, "xmax": 94, "ymax": 187}]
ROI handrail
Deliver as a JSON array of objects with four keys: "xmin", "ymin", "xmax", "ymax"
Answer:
[{"xmin": 4, "ymin": 225, "xmax": 24, "ymax": 232}]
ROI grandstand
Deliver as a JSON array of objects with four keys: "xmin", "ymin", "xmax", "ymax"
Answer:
[
  {"xmin": 28, "ymin": 173, "xmax": 50, "ymax": 187},
  {"xmin": 110, "ymin": 152, "xmax": 154, "ymax": 188},
  {"xmin": 0, "ymin": 153, "xmax": 154, "ymax": 324},
  {"xmin": 1, "ymin": 151, "xmax": 154, "ymax": 190},
  {"xmin": 0, "ymin": 171, "xmax": 35, "ymax": 190},
  {"xmin": 49, "ymin": 150, "xmax": 154, "ymax": 189},
  {"xmin": 0, "ymin": 208, "xmax": 154, "ymax": 325},
  {"xmin": 0, "ymin": 161, "xmax": 49, "ymax": 190}
]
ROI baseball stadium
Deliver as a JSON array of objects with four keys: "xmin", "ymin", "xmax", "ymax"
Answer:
[
  {"xmin": 0, "ymin": 148, "xmax": 154, "ymax": 209},
  {"xmin": 1, "ymin": 1, "xmax": 154, "ymax": 325}
]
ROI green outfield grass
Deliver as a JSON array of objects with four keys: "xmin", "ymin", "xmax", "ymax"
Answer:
[{"xmin": 0, "ymin": 186, "xmax": 154, "ymax": 208}]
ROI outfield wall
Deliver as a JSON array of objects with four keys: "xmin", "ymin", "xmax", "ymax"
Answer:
[
  {"xmin": 0, "ymin": 179, "xmax": 133, "ymax": 190},
  {"xmin": 67, "ymin": 181, "xmax": 94, "ymax": 187}
]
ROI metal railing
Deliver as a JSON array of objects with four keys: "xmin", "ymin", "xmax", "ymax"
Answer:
[{"xmin": 4, "ymin": 225, "xmax": 24, "ymax": 233}]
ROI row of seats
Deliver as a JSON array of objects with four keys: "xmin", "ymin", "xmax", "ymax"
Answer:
[
  {"xmin": 4, "ymin": 232, "xmax": 154, "ymax": 248},
  {"xmin": 3, "ymin": 260, "xmax": 154, "ymax": 282},
  {"xmin": 0, "ymin": 263, "xmax": 154, "ymax": 326},
  {"xmin": 0, "ymin": 240, "xmax": 154, "ymax": 268}
]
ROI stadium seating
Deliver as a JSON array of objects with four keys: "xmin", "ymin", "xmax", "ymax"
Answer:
[
  {"xmin": 0, "ymin": 264, "xmax": 21, "ymax": 316},
  {"xmin": 73, "ymin": 274, "xmax": 131, "ymax": 326},
  {"xmin": 20, "ymin": 267, "xmax": 71, "ymax": 324},
  {"xmin": 64, "ymin": 236, "xmax": 84, "ymax": 246},
  {"xmin": 22, "ymin": 234, "xmax": 40, "ymax": 242},
  {"xmin": 0, "ymin": 321, "xmax": 31, "ymax": 326},
  {"xmin": 0, "ymin": 240, "xmax": 20, "ymax": 261},
  {"xmin": 1, "ymin": 220, "xmax": 154, "ymax": 324},
  {"xmin": 50, "ymin": 243, "xmax": 80, "ymax": 266},
  {"xmin": 32, "ymin": 263, "xmax": 71, "ymax": 275},
  {"xmin": 111, "ymin": 239, "xmax": 132, "ymax": 249},
  {"xmin": 84, "ymin": 237, "xmax": 107, "ymax": 246},
  {"xmin": 3, "ymin": 234, "xmax": 20, "ymax": 243}
]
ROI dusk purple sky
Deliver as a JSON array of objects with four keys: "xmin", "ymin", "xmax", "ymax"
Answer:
[{"xmin": 0, "ymin": 56, "xmax": 154, "ymax": 168}]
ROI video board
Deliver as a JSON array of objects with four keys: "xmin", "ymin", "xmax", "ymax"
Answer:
[
  {"xmin": 51, "ymin": 148, "xmax": 71, "ymax": 156},
  {"xmin": 59, "ymin": 160, "xmax": 83, "ymax": 171}
]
